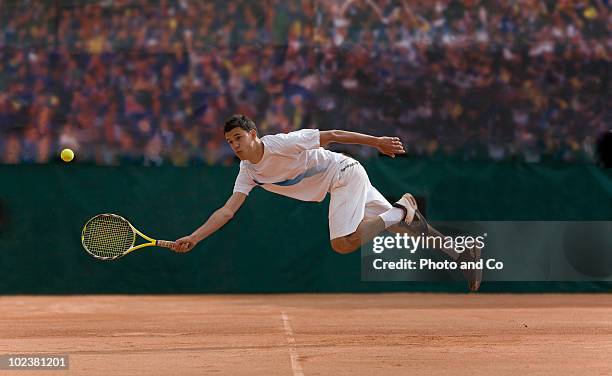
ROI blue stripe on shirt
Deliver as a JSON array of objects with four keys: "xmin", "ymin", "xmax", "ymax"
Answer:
[{"xmin": 254, "ymin": 166, "xmax": 326, "ymax": 186}]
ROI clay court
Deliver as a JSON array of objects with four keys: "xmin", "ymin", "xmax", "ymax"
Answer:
[{"xmin": 2, "ymin": 294, "xmax": 612, "ymax": 375}]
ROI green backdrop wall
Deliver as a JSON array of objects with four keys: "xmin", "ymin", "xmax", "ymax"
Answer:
[{"xmin": 1, "ymin": 158, "xmax": 611, "ymax": 293}]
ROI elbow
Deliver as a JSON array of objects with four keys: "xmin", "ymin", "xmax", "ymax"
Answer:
[
  {"xmin": 217, "ymin": 207, "xmax": 235, "ymax": 222},
  {"xmin": 331, "ymin": 130, "xmax": 345, "ymax": 144},
  {"xmin": 321, "ymin": 130, "xmax": 341, "ymax": 147}
]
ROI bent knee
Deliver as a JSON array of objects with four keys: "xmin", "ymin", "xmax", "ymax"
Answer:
[{"xmin": 331, "ymin": 236, "xmax": 359, "ymax": 254}]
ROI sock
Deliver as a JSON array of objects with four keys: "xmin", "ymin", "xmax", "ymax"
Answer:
[{"xmin": 379, "ymin": 207, "xmax": 405, "ymax": 228}]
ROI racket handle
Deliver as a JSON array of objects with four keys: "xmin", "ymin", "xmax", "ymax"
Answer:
[{"xmin": 156, "ymin": 240, "xmax": 175, "ymax": 249}]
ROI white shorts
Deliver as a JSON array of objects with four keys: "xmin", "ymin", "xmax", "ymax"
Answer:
[{"xmin": 328, "ymin": 160, "xmax": 392, "ymax": 240}]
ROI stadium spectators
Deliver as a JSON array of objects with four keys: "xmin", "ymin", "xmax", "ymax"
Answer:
[{"xmin": 0, "ymin": 0, "xmax": 609, "ymax": 164}]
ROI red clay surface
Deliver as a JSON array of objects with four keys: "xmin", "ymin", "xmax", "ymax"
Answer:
[{"xmin": 1, "ymin": 294, "xmax": 612, "ymax": 375}]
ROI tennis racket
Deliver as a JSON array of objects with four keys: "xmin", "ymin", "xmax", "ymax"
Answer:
[{"xmin": 81, "ymin": 213, "xmax": 175, "ymax": 260}]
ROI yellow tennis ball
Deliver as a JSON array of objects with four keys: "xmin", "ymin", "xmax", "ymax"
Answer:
[{"xmin": 60, "ymin": 148, "xmax": 74, "ymax": 162}]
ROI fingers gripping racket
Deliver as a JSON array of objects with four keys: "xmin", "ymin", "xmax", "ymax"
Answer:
[{"xmin": 81, "ymin": 213, "xmax": 175, "ymax": 260}]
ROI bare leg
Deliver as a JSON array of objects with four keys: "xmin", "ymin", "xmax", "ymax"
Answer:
[
  {"xmin": 388, "ymin": 222, "xmax": 482, "ymax": 291},
  {"xmin": 330, "ymin": 217, "xmax": 386, "ymax": 254},
  {"xmin": 387, "ymin": 222, "xmax": 460, "ymax": 260}
]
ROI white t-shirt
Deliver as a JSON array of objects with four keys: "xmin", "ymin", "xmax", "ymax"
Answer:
[{"xmin": 233, "ymin": 129, "xmax": 349, "ymax": 202}]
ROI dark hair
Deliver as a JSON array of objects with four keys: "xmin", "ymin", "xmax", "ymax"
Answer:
[{"xmin": 224, "ymin": 114, "xmax": 257, "ymax": 134}]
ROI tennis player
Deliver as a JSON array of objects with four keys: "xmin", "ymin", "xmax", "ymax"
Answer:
[{"xmin": 173, "ymin": 114, "xmax": 482, "ymax": 291}]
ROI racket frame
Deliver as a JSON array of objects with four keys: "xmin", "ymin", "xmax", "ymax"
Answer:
[{"xmin": 81, "ymin": 213, "xmax": 173, "ymax": 260}]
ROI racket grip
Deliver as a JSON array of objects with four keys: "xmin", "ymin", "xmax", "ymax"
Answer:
[{"xmin": 156, "ymin": 240, "xmax": 175, "ymax": 249}]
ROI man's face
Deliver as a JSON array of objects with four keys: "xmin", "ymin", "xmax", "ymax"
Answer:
[{"xmin": 225, "ymin": 128, "xmax": 256, "ymax": 160}]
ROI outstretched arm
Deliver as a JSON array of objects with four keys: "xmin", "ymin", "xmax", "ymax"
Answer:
[
  {"xmin": 172, "ymin": 192, "xmax": 247, "ymax": 252},
  {"xmin": 319, "ymin": 130, "xmax": 405, "ymax": 158}
]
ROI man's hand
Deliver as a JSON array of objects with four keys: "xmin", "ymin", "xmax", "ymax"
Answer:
[
  {"xmin": 172, "ymin": 235, "xmax": 198, "ymax": 253},
  {"xmin": 376, "ymin": 137, "xmax": 405, "ymax": 158}
]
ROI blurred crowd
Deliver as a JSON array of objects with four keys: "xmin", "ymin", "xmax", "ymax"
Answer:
[{"xmin": 0, "ymin": 0, "xmax": 609, "ymax": 165}]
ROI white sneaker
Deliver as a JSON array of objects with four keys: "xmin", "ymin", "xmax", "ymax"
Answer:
[{"xmin": 392, "ymin": 193, "xmax": 417, "ymax": 224}]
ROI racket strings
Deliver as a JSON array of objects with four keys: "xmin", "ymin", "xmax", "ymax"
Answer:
[{"xmin": 82, "ymin": 215, "xmax": 135, "ymax": 259}]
